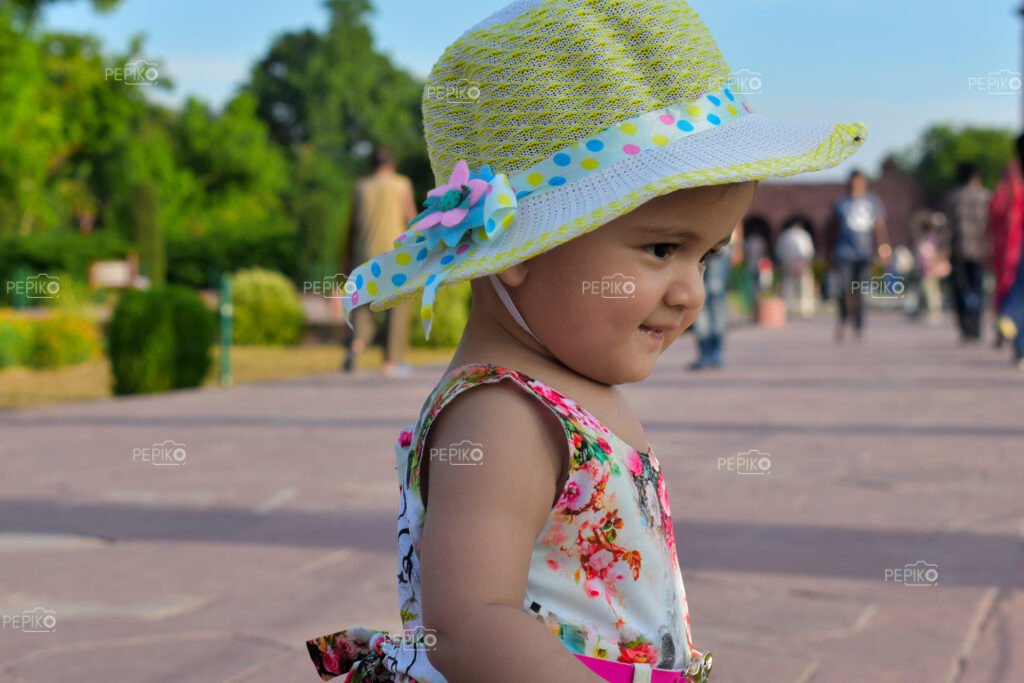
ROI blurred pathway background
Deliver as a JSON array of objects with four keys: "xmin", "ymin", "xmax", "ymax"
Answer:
[{"xmin": 1, "ymin": 312, "xmax": 1021, "ymax": 683}]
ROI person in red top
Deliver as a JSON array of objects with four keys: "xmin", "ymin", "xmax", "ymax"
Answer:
[{"xmin": 988, "ymin": 134, "xmax": 1024, "ymax": 365}]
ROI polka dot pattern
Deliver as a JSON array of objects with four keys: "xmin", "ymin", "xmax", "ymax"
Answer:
[
  {"xmin": 503, "ymin": 85, "xmax": 752, "ymax": 205},
  {"xmin": 341, "ymin": 85, "xmax": 755, "ymax": 343}
]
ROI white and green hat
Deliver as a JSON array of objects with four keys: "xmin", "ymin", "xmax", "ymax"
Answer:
[{"xmin": 342, "ymin": 0, "xmax": 868, "ymax": 340}]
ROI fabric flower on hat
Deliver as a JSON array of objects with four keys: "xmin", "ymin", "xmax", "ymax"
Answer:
[
  {"xmin": 343, "ymin": 158, "xmax": 524, "ymax": 343},
  {"xmin": 394, "ymin": 159, "xmax": 517, "ymax": 253},
  {"xmin": 367, "ymin": 158, "xmax": 522, "ymax": 342}
]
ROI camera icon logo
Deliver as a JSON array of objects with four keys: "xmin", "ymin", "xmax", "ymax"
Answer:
[
  {"xmin": 712, "ymin": 68, "xmax": 763, "ymax": 95},
  {"xmin": 430, "ymin": 440, "xmax": 484, "ymax": 466},
  {"xmin": 303, "ymin": 273, "xmax": 355, "ymax": 299},
  {"xmin": 132, "ymin": 440, "xmax": 187, "ymax": 466},
  {"xmin": 21, "ymin": 607, "xmax": 57, "ymax": 633},
  {"xmin": 718, "ymin": 449, "xmax": 772, "ymax": 475},
  {"xmin": 123, "ymin": 59, "xmax": 160, "ymax": 85},
  {"xmin": 582, "ymin": 273, "xmax": 637, "ymax": 299},
  {"xmin": 453, "ymin": 78, "xmax": 480, "ymax": 101},
  {"xmin": 885, "ymin": 560, "xmax": 939, "ymax": 586},
  {"xmin": 968, "ymin": 68, "xmax": 1021, "ymax": 95},
  {"xmin": 25, "ymin": 273, "xmax": 61, "ymax": 299},
  {"xmin": 401, "ymin": 626, "xmax": 438, "ymax": 650},
  {"xmin": 425, "ymin": 79, "xmax": 481, "ymax": 103},
  {"xmin": 873, "ymin": 273, "xmax": 905, "ymax": 299}
]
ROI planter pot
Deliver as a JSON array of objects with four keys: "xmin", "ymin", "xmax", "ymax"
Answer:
[{"xmin": 756, "ymin": 296, "xmax": 786, "ymax": 327}]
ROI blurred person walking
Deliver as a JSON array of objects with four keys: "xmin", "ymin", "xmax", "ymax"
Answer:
[
  {"xmin": 827, "ymin": 170, "xmax": 890, "ymax": 342},
  {"xmin": 983, "ymin": 140, "xmax": 1024, "ymax": 362},
  {"xmin": 989, "ymin": 135, "xmax": 1024, "ymax": 368},
  {"xmin": 945, "ymin": 162, "xmax": 990, "ymax": 344},
  {"xmin": 690, "ymin": 223, "xmax": 741, "ymax": 370},
  {"xmin": 342, "ymin": 146, "xmax": 418, "ymax": 376},
  {"xmin": 742, "ymin": 223, "xmax": 767, "ymax": 321},
  {"xmin": 910, "ymin": 210, "xmax": 950, "ymax": 324},
  {"xmin": 776, "ymin": 219, "xmax": 816, "ymax": 318}
]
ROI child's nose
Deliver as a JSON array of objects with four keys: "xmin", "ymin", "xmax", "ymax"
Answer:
[{"xmin": 663, "ymin": 262, "xmax": 705, "ymax": 311}]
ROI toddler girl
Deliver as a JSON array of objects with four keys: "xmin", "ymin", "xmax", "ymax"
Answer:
[{"xmin": 307, "ymin": 0, "xmax": 866, "ymax": 680}]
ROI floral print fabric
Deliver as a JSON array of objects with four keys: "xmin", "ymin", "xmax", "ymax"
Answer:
[{"xmin": 306, "ymin": 363, "xmax": 697, "ymax": 681}]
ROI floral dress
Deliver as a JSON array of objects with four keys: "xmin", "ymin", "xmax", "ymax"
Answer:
[{"xmin": 306, "ymin": 363, "xmax": 700, "ymax": 682}]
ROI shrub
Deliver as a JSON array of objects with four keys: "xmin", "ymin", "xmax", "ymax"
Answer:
[
  {"xmin": 230, "ymin": 268, "xmax": 306, "ymax": 346},
  {"xmin": 0, "ymin": 310, "xmax": 100, "ymax": 370},
  {"xmin": 165, "ymin": 224, "xmax": 300, "ymax": 289},
  {"xmin": 0, "ymin": 233, "xmax": 131, "ymax": 305},
  {"xmin": 0, "ymin": 311, "xmax": 33, "ymax": 369},
  {"xmin": 26, "ymin": 314, "xmax": 102, "ymax": 369},
  {"xmin": 106, "ymin": 286, "xmax": 216, "ymax": 395}
]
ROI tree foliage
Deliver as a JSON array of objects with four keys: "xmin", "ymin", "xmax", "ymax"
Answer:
[
  {"xmin": 0, "ymin": 0, "xmax": 430, "ymax": 285},
  {"xmin": 891, "ymin": 124, "xmax": 1016, "ymax": 204}
]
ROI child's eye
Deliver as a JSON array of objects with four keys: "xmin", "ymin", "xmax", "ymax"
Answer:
[{"xmin": 646, "ymin": 243, "xmax": 678, "ymax": 260}]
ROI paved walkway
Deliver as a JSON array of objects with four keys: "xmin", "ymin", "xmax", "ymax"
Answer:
[{"xmin": 0, "ymin": 311, "xmax": 1021, "ymax": 682}]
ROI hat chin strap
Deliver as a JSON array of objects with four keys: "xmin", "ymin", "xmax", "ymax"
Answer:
[{"xmin": 487, "ymin": 274, "xmax": 543, "ymax": 347}]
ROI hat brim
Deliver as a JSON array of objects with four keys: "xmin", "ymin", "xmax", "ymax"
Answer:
[{"xmin": 370, "ymin": 113, "xmax": 866, "ymax": 311}]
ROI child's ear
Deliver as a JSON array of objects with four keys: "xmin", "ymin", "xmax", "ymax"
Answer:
[{"xmin": 496, "ymin": 261, "xmax": 529, "ymax": 288}]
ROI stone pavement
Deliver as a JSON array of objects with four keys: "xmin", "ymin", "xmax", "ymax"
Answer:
[{"xmin": 0, "ymin": 311, "xmax": 1021, "ymax": 683}]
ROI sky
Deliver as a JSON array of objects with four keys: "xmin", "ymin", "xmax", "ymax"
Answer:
[{"xmin": 41, "ymin": 0, "xmax": 1024, "ymax": 182}]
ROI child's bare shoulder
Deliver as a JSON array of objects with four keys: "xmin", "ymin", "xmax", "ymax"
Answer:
[{"xmin": 421, "ymin": 378, "xmax": 567, "ymax": 512}]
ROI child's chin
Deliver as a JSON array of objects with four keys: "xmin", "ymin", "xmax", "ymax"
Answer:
[{"xmin": 611, "ymin": 359, "xmax": 658, "ymax": 384}]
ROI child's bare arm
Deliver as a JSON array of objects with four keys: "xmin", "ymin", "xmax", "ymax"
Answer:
[{"xmin": 419, "ymin": 382, "xmax": 603, "ymax": 683}]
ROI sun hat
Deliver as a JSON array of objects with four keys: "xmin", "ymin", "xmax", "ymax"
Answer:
[{"xmin": 341, "ymin": 0, "xmax": 868, "ymax": 340}]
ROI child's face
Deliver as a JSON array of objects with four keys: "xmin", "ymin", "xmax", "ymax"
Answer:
[{"xmin": 506, "ymin": 181, "xmax": 756, "ymax": 385}]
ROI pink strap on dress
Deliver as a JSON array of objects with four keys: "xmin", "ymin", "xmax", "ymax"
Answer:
[{"xmin": 574, "ymin": 653, "xmax": 700, "ymax": 682}]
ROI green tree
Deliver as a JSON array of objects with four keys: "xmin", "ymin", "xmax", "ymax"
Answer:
[
  {"xmin": 1, "ymin": 0, "xmax": 437, "ymax": 300},
  {"xmin": 244, "ymin": 0, "xmax": 430, "ymax": 279},
  {"xmin": 7, "ymin": 0, "xmax": 120, "ymax": 27},
  {"xmin": 892, "ymin": 124, "xmax": 1015, "ymax": 203},
  {"xmin": 171, "ymin": 92, "xmax": 292, "ymax": 239},
  {"xmin": 305, "ymin": 0, "xmax": 424, "ymax": 176},
  {"xmin": 247, "ymin": 29, "xmax": 320, "ymax": 150}
]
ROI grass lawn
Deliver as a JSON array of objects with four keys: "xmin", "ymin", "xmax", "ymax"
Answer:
[{"xmin": 0, "ymin": 344, "xmax": 456, "ymax": 410}]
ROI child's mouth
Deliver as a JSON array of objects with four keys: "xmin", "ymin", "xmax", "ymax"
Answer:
[{"xmin": 638, "ymin": 326, "xmax": 665, "ymax": 340}]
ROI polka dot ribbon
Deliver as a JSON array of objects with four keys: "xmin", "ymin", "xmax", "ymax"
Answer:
[
  {"xmin": 342, "ymin": 84, "xmax": 752, "ymax": 341},
  {"xmin": 344, "ymin": 160, "xmax": 520, "ymax": 341}
]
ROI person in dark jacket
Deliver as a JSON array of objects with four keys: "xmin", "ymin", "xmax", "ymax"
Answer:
[
  {"xmin": 945, "ymin": 162, "xmax": 991, "ymax": 344},
  {"xmin": 827, "ymin": 170, "xmax": 890, "ymax": 341}
]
